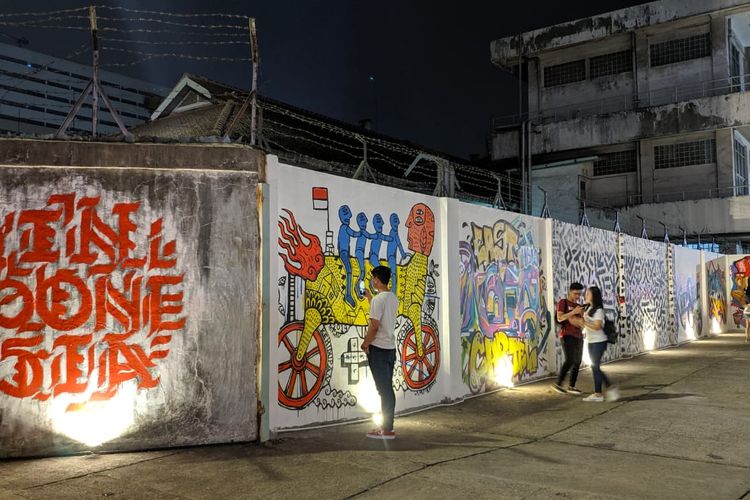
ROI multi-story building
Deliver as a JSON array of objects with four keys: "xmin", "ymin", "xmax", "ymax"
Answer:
[
  {"xmin": 0, "ymin": 42, "xmax": 168, "ymax": 136},
  {"xmin": 490, "ymin": 0, "xmax": 750, "ymax": 251}
]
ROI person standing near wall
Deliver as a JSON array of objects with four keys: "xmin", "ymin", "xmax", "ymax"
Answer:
[
  {"xmin": 580, "ymin": 286, "xmax": 619, "ymax": 402},
  {"xmin": 744, "ymin": 285, "xmax": 750, "ymax": 342},
  {"xmin": 361, "ymin": 265, "xmax": 399, "ymax": 440},
  {"xmin": 554, "ymin": 282, "xmax": 585, "ymax": 395}
]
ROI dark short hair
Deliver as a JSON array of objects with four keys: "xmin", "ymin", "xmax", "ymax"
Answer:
[
  {"xmin": 371, "ymin": 266, "xmax": 392, "ymax": 286},
  {"xmin": 569, "ymin": 282, "xmax": 584, "ymax": 291}
]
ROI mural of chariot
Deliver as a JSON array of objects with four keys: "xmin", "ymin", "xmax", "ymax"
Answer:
[{"xmin": 276, "ymin": 187, "xmax": 441, "ymax": 411}]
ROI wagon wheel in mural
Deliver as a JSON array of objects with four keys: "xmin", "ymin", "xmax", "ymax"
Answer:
[
  {"xmin": 277, "ymin": 321, "xmax": 332, "ymax": 410},
  {"xmin": 399, "ymin": 318, "xmax": 440, "ymax": 390}
]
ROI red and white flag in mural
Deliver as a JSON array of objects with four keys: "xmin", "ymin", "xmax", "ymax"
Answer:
[{"xmin": 311, "ymin": 187, "xmax": 328, "ymax": 211}]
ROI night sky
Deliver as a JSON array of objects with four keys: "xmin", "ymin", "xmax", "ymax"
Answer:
[{"xmin": 3, "ymin": 0, "xmax": 647, "ymax": 158}]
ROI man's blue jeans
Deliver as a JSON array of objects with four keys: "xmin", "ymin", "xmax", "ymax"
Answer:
[{"xmin": 367, "ymin": 345, "xmax": 396, "ymax": 432}]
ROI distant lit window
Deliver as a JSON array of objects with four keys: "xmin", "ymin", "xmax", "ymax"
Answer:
[
  {"xmin": 650, "ymin": 33, "xmax": 711, "ymax": 67},
  {"xmin": 589, "ymin": 50, "xmax": 632, "ymax": 78},
  {"xmin": 543, "ymin": 59, "xmax": 585, "ymax": 87},
  {"xmin": 654, "ymin": 139, "xmax": 716, "ymax": 169},
  {"xmin": 593, "ymin": 150, "xmax": 637, "ymax": 176}
]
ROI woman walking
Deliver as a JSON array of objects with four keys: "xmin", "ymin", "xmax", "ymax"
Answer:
[{"xmin": 581, "ymin": 286, "xmax": 619, "ymax": 402}]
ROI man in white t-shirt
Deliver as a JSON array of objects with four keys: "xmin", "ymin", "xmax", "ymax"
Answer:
[{"xmin": 361, "ymin": 265, "xmax": 399, "ymax": 440}]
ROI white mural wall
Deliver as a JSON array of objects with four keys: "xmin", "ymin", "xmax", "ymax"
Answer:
[
  {"xmin": 266, "ymin": 159, "xmax": 447, "ymax": 430},
  {"xmin": 451, "ymin": 202, "xmax": 554, "ymax": 397},
  {"xmin": 551, "ymin": 221, "xmax": 619, "ymax": 364},
  {"xmin": 706, "ymin": 256, "xmax": 728, "ymax": 334},
  {"xmin": 622, "ymin": 235, "xmax": 671, "ymax": 353},
  {"xmin": 673, "ymin": 245, "xmax": 703, "ymax": 342}
]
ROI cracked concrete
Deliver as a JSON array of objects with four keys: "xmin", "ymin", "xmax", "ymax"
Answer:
[{"xmin": 2, "ymin": 333, "xmax": 750, "ymax": 499}]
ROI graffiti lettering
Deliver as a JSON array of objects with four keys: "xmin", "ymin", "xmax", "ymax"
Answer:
[
  {"xmin": 0, "ymin": 194, "xmax": 185, "ymax": 408},
  {"xmin": 460, "ymin": 218, "xmax": 549, "ymax": 394}
]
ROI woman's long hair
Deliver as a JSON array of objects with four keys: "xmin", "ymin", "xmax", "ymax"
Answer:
[{"xmin": 587, "ymin": 286, "xmax": 604, "ymax": 314}]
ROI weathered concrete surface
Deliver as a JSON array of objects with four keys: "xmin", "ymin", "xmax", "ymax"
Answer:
[{"xmin": 2, "ymin": 334, "xmax": 750, "ymax": 499}]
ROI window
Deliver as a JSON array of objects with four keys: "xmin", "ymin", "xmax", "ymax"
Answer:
[
  {"xmin": 730, "ymin": 43, "xmax": 743, "ymax": 91},
  {"xmin": 543, "ymin": 59, "xmax": 586, "ymax": 87},
  {"xmin": 590, "ymin": 50, "xmax": 632, "ymax": 78},
  {"xmin": 734, "ymin": 139, "xmax": 748, "ymax": 195},
  {"xmin": 654, "ymin": 139, "xmax": 716, "ymax": 169},
  {"xmin": 650, "ymin": 33, "xmax": 711, "ymax": 67},
  {"xmin": 593, "ymin": 150, "xmax": 637, "ymax": 176}
]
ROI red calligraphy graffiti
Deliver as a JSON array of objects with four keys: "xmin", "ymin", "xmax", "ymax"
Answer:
[{"xmin": 0, "ymin": 193, "xmax": 186, "ymax": 410}]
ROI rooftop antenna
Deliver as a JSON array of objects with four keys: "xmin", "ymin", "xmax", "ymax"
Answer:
[{"xmin": 56, "ymin": 6, "xmax": 131, "ymax": 139}]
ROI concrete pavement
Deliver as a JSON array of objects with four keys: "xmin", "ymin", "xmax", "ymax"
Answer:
[{"xmin": 2, "ymin": 333, "xmax": 750, "ymax": 499}]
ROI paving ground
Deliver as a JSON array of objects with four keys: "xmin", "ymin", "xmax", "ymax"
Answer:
[{"xmin": 2, "ymin": 333, "xmax": 750, "ymax": 500}]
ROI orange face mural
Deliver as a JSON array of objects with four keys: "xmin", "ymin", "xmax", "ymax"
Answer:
[
  {"xmin": 405, "ymin": 203, "xmax": 435, "ymax": 256},
  {"xmin": 0, "ymin": 193, "xmax": 185, "ymax": 410}
]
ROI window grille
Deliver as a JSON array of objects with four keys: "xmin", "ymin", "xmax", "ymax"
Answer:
[
  {"xmin": 650, "ymin": 33, "xmax": 710, "ymax": 67},
  {"xmin": 543, "ymin": 59, "xmax": 585, "ymax": 87},
  {"xmin": 654, "ymin": 139, "xmax": 716, "ymax": 169},
  {"xmin": 589, "ymin": 50, "xmax": 632, "ymax": 78},
  {"xmin": 593, "ymin": 150, "xmax": 637, "ymax": 176},
  {"xmin": 734, "ymin": 139, "xmax": 748, "ymax": 195}
]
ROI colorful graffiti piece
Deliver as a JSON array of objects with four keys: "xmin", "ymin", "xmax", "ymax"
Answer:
[
  {"xmin": 674, "ymin": 274, "xmax": 702, "ymax": 339},
  {"xmin": 730, "ymin": 256, "xmax": 750, "ymax": 328},
  {"xmin": 459, "ymin": 218, "xmax": 550, "ymax": 394},
  {"xmin": 707, "ymin": 260, "xmax": 727, "ymax": 327},
  {"xmin": 276, "ymin": 188, "xmax": 440, "ymax": 410},
  {"xmin": 0, "ymin": 194, "xmax": 185, "ymax": 410}
]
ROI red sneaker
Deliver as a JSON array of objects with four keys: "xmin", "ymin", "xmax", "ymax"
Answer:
[{"xmin": 366, "ymin": 428, "xmax": 396, "ymax": 440}]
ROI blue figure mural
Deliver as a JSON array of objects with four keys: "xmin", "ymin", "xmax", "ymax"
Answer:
[
  {"xmin": 368, "ymin": 213, "xmax": 392, "ymax": 269},
  {"xmin": 387, "ymin": 213, "xmax": 407, "ymax": 294},
  {"xmin": 354, "ymin": 212, "xmax": 373, "ymax": 296},
  {"xmin": 337, "ymin": 205, "xmax": 359, "ymax": 307}
]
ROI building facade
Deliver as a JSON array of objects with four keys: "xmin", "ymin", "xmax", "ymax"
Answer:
[
  {"xmin": 491, "ymin": 0, "xmax": 750, "ymax": 251},
  {"xmin": 0, "ymin": 43, "xmax": 168, "ymax": 136}
]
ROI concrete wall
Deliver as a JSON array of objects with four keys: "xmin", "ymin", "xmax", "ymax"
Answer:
[
  {"xmin": 492, "ymin": 0, "xmax": 750, "ymax": 66},
  {"xmin": 551, "ymin": 222, "xmax": 619, "ymax": 366},
  {"xmin": 726, "ymin": 254, "xmax": 750, "ymax": 329},
  {"xmin": 452, "ymin": 202, "xmax": 554, "ymax": 396},
  {"xmin": 492, "ymin": 93, "xmax": 750, "ymax": 161},
  {"xmin": 531, "ymin": 162, "xmax": 589, "ymax": 223},
  {"xmin": 706, "ymin": 256, "xmax": 729, "ymax": 333},
  {"xmin": 673, "ymin": 245, "xmax": 703, "ymax": 342},
  {"xmin": 265, "ymin": 158, "xmax": 448, "ymax": 431},
  {"xmin": 262, "ymin": 158, "xmax": 713, "ymax": 433},
  {"xmin": 0, "ymin": 143, "xmax": 261, "ymax": 457},
  {"xmin": 620, "ymin": 195, "xmax": 750, "ymax": 237}
]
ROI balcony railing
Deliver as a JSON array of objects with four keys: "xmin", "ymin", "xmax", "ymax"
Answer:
[{"xmin": 492, "ymin": 74, "xmax": 750, "ymax": 129}]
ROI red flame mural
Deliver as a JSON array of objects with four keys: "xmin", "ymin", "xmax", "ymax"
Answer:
[{"xmin": 278, "ymin": 209, "xmax": 324, "ymax": 281}]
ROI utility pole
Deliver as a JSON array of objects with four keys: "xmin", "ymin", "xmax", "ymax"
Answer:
[{"xmin": 56, "ymin": 6, "xmax": 131, "ymax": 139}]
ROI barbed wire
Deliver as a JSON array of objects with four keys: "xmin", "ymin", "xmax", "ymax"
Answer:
[
  {"xmin": 95, "ymin": 5, "xmax": 250, "ymax": 20},
  {"xmin": 95, "ymin": 16, "xmax": 246, "ymax": 31},
  {"xmin": 100, "ymin": 46, "xmax": 250, "ymax": 63},
  {"xmin": 99, "ymin": 36, "xmax": 249, "ymax": 46},
  {"xmin": 0, "ymin": 7, "xmax": 88, "ymax": 18}
]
